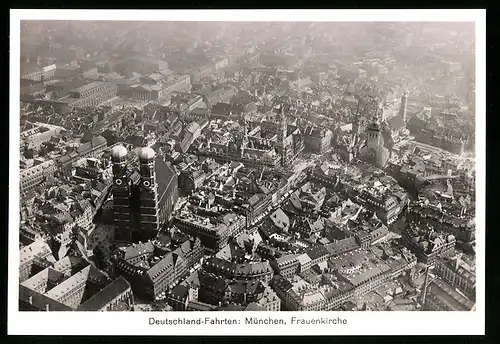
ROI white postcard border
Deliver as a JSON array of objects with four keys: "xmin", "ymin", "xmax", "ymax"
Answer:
[{"xmin": 9, "ymin": 9, "xmax": 486, "ymax": 336}]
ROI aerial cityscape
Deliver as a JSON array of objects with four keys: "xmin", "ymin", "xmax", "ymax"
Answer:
[{"xmin": 16, "ymin": 20, "xmax": 476, "ymax": 312}]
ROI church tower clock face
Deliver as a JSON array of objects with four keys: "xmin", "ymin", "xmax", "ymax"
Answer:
[
  {"xmin": 115, "ymin": 178, "xmax": 123, "ymax": 186},
  {"xmin": 143, "ymin": 180, "xmax": 151, "ymax": 187}
]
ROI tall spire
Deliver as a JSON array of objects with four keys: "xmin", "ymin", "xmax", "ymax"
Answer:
[
  {"xmin": 281, "ymin": 105, "xmax": 287, "ymax": 140},
  {"xmin": 242, "ymin": 117, "xmax": 248, "ymax": 154},
  {"xmin": 276, "ymin": 105, "xmax": 288, "ymax": 167},
  {"xmin": 400, "ymin": 90, "xmax": 408, "ymax": 123}
]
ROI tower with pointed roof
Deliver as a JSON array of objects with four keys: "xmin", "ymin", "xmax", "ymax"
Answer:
[
  {"xmin": 241, "ymin": 117, "xmax": 249, "ymax": 155},
  {"xmin": 399, "ymin": 90, "xmax": 408, "ymax": 123},
  {"xmin": 275, "ymin": 105, "xmax": 289, "ymax": 167}
]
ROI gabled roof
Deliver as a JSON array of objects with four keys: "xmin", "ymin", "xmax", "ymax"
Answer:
[
  {"xmin": 187, "ymin": 300, "xmax": 217, "ymax": 311},
  {"xmin": 170, "ymin": 284, "xmax": 189, "ymax": 301},
  {"xmin": 156, "ymin": 158, "xmax": 177, "ymax": 205},
  {"xmin": 123, "ymin": 242, "xmax": 155, "ymax": 262},
  {"xmin": 218, "ymin": 304, "xmax": 245, "ymax": 311},
  {"xmin": 19, "ymin": 284, "xmax": 73, "ymax": 311},
  {"xmin": 325, "ymin": 237, "xmax": 360, "ymax": 256},
  {"xmin": 211, "ymin": 102, "xmax": 232, "ymax": 115},
  {"xmin": 147, "ymin": 73, "xmax": 164, "ymax": 82},
  {"xmin": 244, "ymin": 303, "xmax": 266, "ymax": 311},
  {"xmin": 78, "ymin": 276, "xmax": 131, "ymax": 311},
  {"xmin": 158, "ymin": 69, "xmax": 174, "ymax": 77},
  {"xmin": 306, "ymin": 245, "xmax": 329, "ymax": 261},
  {"xmin": 270, "ymin": 208, "xmax": 290, "ymax": 230},
  {"xmin": 146, "ymin": 252, "xmax": 174, "ymax": 281},
  {"xmin": 387, "ymin": 115, "xmax": 406, "ymax": 131},
  {"xmin": 216, "ymin": 241, "xmax": 246, "ymax": 261}
]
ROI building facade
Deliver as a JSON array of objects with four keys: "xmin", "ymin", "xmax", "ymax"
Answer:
[
  {"xmin": 111, "ymin": 145, "xmax": 132, "ymax": 242},
  {"xmin": 137, "ymin": 148, "xmax": 161, "ymax": 240},
  {"xmin": 304, "ymin": 127, "xmax": 332, "ymax": 154},
  {"xmin": 20, "ymin": 160, "xmax": 56, "ymax": 196}
]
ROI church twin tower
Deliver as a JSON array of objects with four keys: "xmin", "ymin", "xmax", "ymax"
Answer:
[{"xmin": 111, "ymin": 145, "xmax": 161, "ymax": 243}]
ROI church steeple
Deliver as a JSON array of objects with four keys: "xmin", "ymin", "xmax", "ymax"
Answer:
[
  {"xmin": 276, "ymin": 105, "xmax": 288, "ymax": 167},
  {"xmin": 138, "ymin": 147, "xmax": 160, "ymax": 241},
  {"xmin": 242, "ymin": 117, "xmax": 249, "ymax": 150},
  {"xmin": 278, "ymin": 105, "xmax": 287, "ymax": 142},
  {"xmin": 111, "ymin": 145, "xmax": 132, "ymax": 242},
  {"xmin": 399, "ymin": 90, "xmax": 408, "ymax": 123}
]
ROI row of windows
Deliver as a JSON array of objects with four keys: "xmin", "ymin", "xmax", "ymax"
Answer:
[
  {"xmin": 151, "ymin": 267, "xmax": 192, "ymax": 297},
  {"xmin": 105, "ymin": 291, "xmax": 132, "ymax": 311},
  {"xmin": 437, "ymin": 267, "xmax": 474, "ymax": 290},
  {"xmin": 21, "ymin": 164, "xmax": 55, "ymax": 179},
  {"xmin": 266, "ymin": 302, "xmax": 280, "ymax": 311},
  {"xmin": 83, "ymin": 69, "xmax": 98, "ymax": 77},
  {"xmin": 59, "ymin": 284, "xmax": 85, "ymax": 308},
  {"xmin": 80, "ymin": 84, "xmax": 114, "ymax": 99},
  {"xmin": 21, "ymin": 175, "xmax": 45, "ymax": 189},
  {"xmin": 132, "ymin": 92, "xmax": 159, "ymax": 101},
  {"xmin": 442, "ymin": 272, "xmax": 472, "ymax": 291},
  {"xmin": 72, "ymin": 90, "xmax": 116, "ymax": 108}
]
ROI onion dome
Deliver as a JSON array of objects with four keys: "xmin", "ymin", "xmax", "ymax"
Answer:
[
  {"xmin": 138, "ymin": 147, "xmax": 156, "ymax": 162},
  {"xmin": 111, "ymin": 145, "xmax": 128, "ymax": 161}
]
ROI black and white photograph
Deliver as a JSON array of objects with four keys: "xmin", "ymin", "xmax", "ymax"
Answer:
[{"xmin": 9, "ymin": 10, "xmax": 485, "ymax": 336}]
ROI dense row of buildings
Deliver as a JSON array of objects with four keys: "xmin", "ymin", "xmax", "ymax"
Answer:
[{"xmin": 18, "ymin": 21, "xmax": 476, "ymax": 313}]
